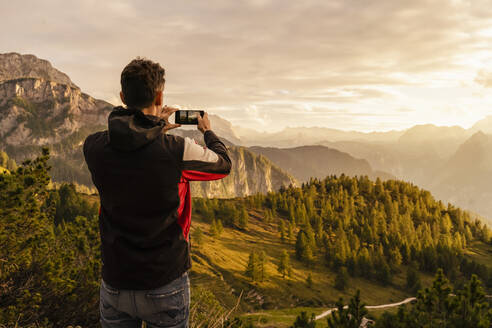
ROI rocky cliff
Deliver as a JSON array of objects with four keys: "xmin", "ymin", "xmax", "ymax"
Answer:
[
  {"xmin": 168, "ymin": 130, "xmax": 298, "ymax": 197},
  {"xmin": 0, "ymin": 77, "xmax": 112, "ymax": 147},
  {"xmin": 0, "ymin": 53, "xmax": 114, "ymax": 187},
  {"xmin": 190, "ymin": 146, "xmax": 297, "ymax": 198},
  {"xmin": 0, "ymin": 52, "xmax": 76, "ymax": 87}
]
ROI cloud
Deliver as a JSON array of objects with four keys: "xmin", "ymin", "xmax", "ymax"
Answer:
[
  {"xmin": 475, "ymin": 69, "xmax": 492, "ymax": 88},
  {"xmin": 396, "ymin": 107, "xmax": 415, "ymax": 113},
  {"xmin": 1, "ymin": 0, "xmax": 492, "ymax": 131}
]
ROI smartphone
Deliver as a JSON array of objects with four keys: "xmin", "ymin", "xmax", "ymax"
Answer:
[{"xmin": 174, "ymin": 110, "xmax": 205, "ymax": 125}]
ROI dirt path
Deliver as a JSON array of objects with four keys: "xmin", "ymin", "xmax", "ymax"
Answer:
[
  {"xmin": 315, "ymin": 297, "xmax": 416, "ymax": 320},
  {"xmin": 316, "ymin": 295, "xmax": 492, "ymax": 320}
]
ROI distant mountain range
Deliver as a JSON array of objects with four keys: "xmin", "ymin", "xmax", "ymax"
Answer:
[
  {"xmin": 319, "ymin": 127, "xmax": 492, "ymax": 222},
  {"xmin": 248, "ymin": 145, "xmax": 394, "ymax": 182},
  {"xmin": 206, "ymin": 117, "xmax": 492, "ymax": 216},
  {"xmin": 207, "ymin": 110, "xmax": 492, "ymax": 222},
  {"xmin": 237, "ymin": 126, "xmax": 405, "ymax": 147},
  {"xmin": 429, "ymin": 131, "xmax": 492, "ymax": 226},
  {"xmin": 209, "ymin": 116, "xmax": 492, "ymax": 221}
]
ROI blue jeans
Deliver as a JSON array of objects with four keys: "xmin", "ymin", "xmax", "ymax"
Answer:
[{"xmin": 100, "ymin": 272, "xmax": 190, "ymax": 328}]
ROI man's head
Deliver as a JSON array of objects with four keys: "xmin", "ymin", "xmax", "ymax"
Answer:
[{"xmin": 120, "ymin": 57, "xmax": 165, "ymax": 109}]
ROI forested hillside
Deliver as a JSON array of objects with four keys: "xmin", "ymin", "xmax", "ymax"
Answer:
[
  {"xmin": 1, "ymin": 149, "xmax": 491, "ymax": 327},
  {"xmin": 195, "ymin": 175, "xmax": 492, "ymax": 289}
]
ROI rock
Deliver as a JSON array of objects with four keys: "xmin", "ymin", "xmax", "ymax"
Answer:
[
  {"xmin": 190, "ymin": 146, "xmax": 297, "ymax": 198},
  {"xmin": 0, "ymin": 52, "xmax": 77, "ymax": 88}
]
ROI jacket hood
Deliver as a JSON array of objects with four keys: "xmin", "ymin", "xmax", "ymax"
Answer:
[{"xmin": 108, "ymin": 106, "xmax": 166, "ymax": 151}]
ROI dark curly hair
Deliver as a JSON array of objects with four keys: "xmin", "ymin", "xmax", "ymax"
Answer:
[{"xmin": 120, "ymin": 57, "xmax": 165, "ymax": 109}]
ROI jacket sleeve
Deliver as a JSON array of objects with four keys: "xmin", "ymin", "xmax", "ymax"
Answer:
[{"xmin": 181, "ymin": 130, "xmax": 232, "ymax": 181}]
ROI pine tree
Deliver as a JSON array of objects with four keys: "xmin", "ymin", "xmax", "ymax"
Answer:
[
  {"xmin": 210, "ymin": 219, "xmax": 218, "ymax": 237},
  {"xmin": 295, "ymin": 231, "xmax": 307, "ymax": 260},
  {"xmin": 406, "ymin": 265, "xmax": 421, "ymax": 293},
  {"xmin": 377, "ymin": 271, "xmax": 492, "ymax": 327},
  {"xmin": 278, "ymin": 250, "xmax": 292, "ymax": 278},
  {"xmin": 375, "ymin": 257, "xmax": 391, "ymax": 285},
  {"xmin": 210, "ymin": 219, "xmax": 222, "ymax": 238},
  {"xmin": 288, "ymin": 221, "xmax": 294, "ymax": 240},
  {"xmin": 238, "ymin": 206, "xmax": 249, "ymax": 229},
  {"xmin": 217, "ymin": 219, "xmax": 224, "ymax": 235},
  {"xmin": 259, "ymin": 250, "xmax": 267, "ymax": 281},
  {"xmin": 192, "ymin": 226, "xmax": 204, "ymax": 245},
  {"xmin": 289, "ymin": 204, "xmax": 296, "ymax": 226},
  {"xmin": 451, "ymin": 274, "xmax": 491, "ymax": 327},
  {"xmin": 245, "ymin": 250, "xmax": 266, "ymax": 282},
  {"xmin": 335, "ymin": 267, "xmax": 349, "ymax": 291},
  {"xmin": 326, "ymin": 290, "xmax": 368, "ymax": 328},
  {"xmin": 306, "ymin": 273, "xmax": 313, "ymax": 288},
  {"xmin": 304, "ymin": 243, "xmax": 315, "ymax": 266},
  {"xmin": 295, "ymin": 230, "xmax": 314, "ymax": 264},
  {"xmin": 279, "ymin": 220, "xmax": 286, "ymax": 242},
  {"xmin": 304, "ymin": 221, "xmax": 316, "ymax": 251},
  {"xmin": 245, "ymin": 251, "xmax": 259, "ymax": 281},
  {"xmin": 388, "ymin": 247, "xmax": 402, "ymax": 270},
  {"xmin": 401, "ymin": 241, "xmax": 411, "ymax": 265},
  {"xmin": 264, "ymin": 209, "xmax": 272, "ymax": 224},
  {"xmin": 291, "ymin": 311, "xmax": 316, "ymax": 328},
  {"xmin": 326, "ymin": 298, "xmax": 350, "ymax": 328}
]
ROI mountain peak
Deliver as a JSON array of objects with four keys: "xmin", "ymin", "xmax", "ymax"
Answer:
[
  {"xmin": 445, "ymin": 130, "xmax": 490, "ymax": 168},
  {"xmin": 0, "ymin": 52, "xmax": 77, "ymax": 88},
  {"xmin": 471, "ymin": 115, "xmax": 492, "ymax": 134},
  {"xmin": 464, "ymin": 130, "xmax": 489, "ymax": 146},
  {"xmin": 398, "ymin": 124, "xmax": 467, "ymax": 144},
  {"xmin": 207, "ymin": 114, "xmax": 241, "ymax": 144}
]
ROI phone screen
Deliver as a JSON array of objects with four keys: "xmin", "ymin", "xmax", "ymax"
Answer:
[{"xmin": 175, "ymin": 110, "xmax": 204, "ymax": 125}]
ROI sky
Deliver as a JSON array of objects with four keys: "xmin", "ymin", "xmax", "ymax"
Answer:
[{"xmin": 1, "ymin": 0, "xmax": 492, "ymax": 132}]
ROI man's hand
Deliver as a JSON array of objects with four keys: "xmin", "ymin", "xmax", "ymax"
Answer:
[
  {"xmin": 197, "ymin": 112, "xmax": 211, "ymax": 134},
  {"xmin": 158, "ymin": 106, "xmax": 181, "ymax": 132}
]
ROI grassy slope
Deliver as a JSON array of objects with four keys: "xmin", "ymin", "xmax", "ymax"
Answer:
[
  {"xmin": 189, "ymin": 208, "xmax": 439, "ymax": 328},
  {"xmin": 465, "ymin": 241, "xmax": 492, "ymax": 271}
]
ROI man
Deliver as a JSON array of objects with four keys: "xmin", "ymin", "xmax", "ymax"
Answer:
[{"xmin": 83, "ymin": 57, "xmax": 232, "ymax": 328}]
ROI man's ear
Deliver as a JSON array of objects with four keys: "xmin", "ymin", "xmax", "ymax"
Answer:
[
  {"xmin": 154, "ymin": 91, "xmax": 163, "ymax": 107},
  {"xmin": 119, "ymin": 91, "xmax": 126, "ymax": 104}
]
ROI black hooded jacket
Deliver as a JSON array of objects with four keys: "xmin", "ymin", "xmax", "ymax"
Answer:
[{"xmin": 83, "ymin": 106, "xmax": 231, "ymax": 289}]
